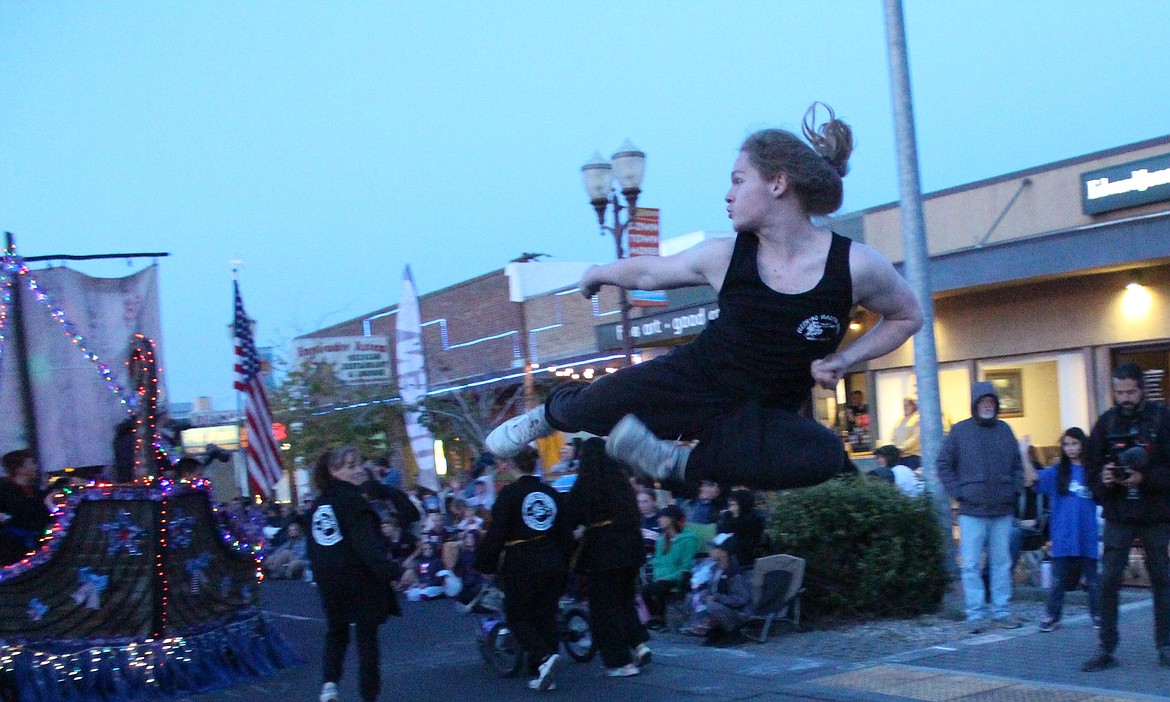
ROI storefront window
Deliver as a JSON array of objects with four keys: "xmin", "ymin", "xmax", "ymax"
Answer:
[
  {"xmin": 874, "ymin": 364, "xmax": 971, "ymax": 455},
  {"xmin": 1113, "ymin": 346, "xmax": 1170, "ymax": 404},
  {"xmin": 978, "ymin": 351, "xmax": 1090, "ymax": 464}
]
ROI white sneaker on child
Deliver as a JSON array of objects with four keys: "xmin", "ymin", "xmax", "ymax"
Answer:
[
  {"xmin": 531, "ymin": 652, "xmax": 561, "ymax": 691},
  {"xmin": 634, "ymin": 642, "xmax": 652, "ymax": 667},
  {"xmin": 319, "ymin": 682, "xmax": 339, "ymax": 702},
  {"xmin": 606, "ymin": 663, "xmax": 640, "ymax": 677},
  {"xmin": 486, "ymin": 406, "xmax": 553, "ymax": 458}
]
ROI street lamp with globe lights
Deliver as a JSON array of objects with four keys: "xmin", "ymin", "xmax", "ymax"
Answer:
[{"xmin": 580, "ymin": 140, "xmax": 645, "ymax": 366}]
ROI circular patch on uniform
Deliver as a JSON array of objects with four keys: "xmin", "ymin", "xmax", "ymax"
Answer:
[
  {"xmin": 521, "ymin": 492, "xmax": 557, "ymax": 531},
  {"xmin": 311, "ymin": 505, "xmax": 343, "ymax": 546}
]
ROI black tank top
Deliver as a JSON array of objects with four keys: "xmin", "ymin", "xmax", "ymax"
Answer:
[{"xmin": 691, "ymin": 231, "xmax": 853, "ymax": 407}]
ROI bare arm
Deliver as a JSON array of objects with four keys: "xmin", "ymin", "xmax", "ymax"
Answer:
[
  {"xmin": 579, "ymin": 237, "xmax": 733, "ymax": 298},
  {"xmin": 811, "ymin": 243, "xmax": 923, "ymax": 389}
]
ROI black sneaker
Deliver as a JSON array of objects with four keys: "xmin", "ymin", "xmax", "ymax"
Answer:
[
  {"xmin": 1038, "ymin": 618, "xmax": 1060, "ymax": 633},
  {"xmin": 1081, "ymin": 651, "xmax": 1118, "ymax": 672}
]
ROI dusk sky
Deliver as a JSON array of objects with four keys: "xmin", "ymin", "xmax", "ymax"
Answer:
[{"xmin": 3, "ymin": 2, "xmax": 1168, "ymax": 409}]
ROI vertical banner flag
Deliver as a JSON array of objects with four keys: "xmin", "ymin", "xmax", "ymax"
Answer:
[
  {"xmin": 628, "ymin": 208, "xmax": 667, "ymax": 307},
  {"xmin": 233, "ymin": 278, "xmax": 283, "ymax": 498},
  {"xmin": 396, "ymin": 266, "xmax": 439, "ymax": 491}
]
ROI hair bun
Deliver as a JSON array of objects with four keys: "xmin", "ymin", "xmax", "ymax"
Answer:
[{"xmin": 802, "ymin": 102, "xmax": 853, "ymax": 178}]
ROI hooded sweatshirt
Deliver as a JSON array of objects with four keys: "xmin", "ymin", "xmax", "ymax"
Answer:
[{"xmin": 937, "ymin": 381, "xmax": 1024, "ymax": 517}]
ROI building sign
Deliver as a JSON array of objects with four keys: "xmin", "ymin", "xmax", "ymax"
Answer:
[
  {"xmin": 1081, "ymin": 152, "xmax": 1170, "ymax": 215},
  {"xmin": 596, "ymin": 303, "xmax": 721, "ymax": 350},
  {"xmin": 291, "ymin": 335, "xmax": 392, "ymax": 384},
  {"xmin": 188, "ymin": 410, "xmax": 244, "ymax": 427},
  {"xmin": 628, "ymin": 207, "xmax": 668, "ymax": 308}
]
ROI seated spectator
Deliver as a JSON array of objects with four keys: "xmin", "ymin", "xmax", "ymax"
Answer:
[
  {"xmin": 636, "ymin": 489, "xmax": 662, "ymax": 553},
  {"xmin": 681, "ymin": 534, "xmax": 750, "ymax": 645},
  {"xmin": 717, "ymin": 489, "xmax": 766, "ymax": 567},
  {"xmin": 264, "ymin": 522, "xmax": 310, "ymax": 579},
  {"xmin": 449, "ymin": 498, "xmax": 483, "ymax": 536},
  {"xmin": 641, "ymin": 505, "xmax": 699, "ymax": 629},
  {"xmin": 874, "ymin": 445, "xmax": 923, "ymax": 497},
  {"xmin": 452, "ymin": 529, "xmax": 486, "ymax": 602},
  {"xmin": 464, "ymin": 476, "xmax": 495, "ymax": 511},
  {"xmin": 382, "ymin": 519, "xmax": 421, "ymax": 591},
  {"xmin": 684, "ymin": 480, "xmax": 723, "ymax": 526},
  {"xmin": 404, "ymin": 539, "xmax": 452, "ymax": 601},
  {"xmin": 0, "ymin": 450, "xmax": 52, "ymax": 566}
]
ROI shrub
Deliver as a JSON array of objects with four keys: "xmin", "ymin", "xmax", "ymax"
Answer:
[{"xmin": 765, "ymin": 475, "xmax": 948, "ymax": 620}]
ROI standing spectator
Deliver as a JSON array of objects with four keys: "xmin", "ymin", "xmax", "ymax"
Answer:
[
  {"xmin": 890, "ymin": 397, "xmax": 921, "ymax": 466},
  {"xmin": 476, "ymin": 447, "xmax": 573, "ymax": 692},
  {"xmin": 874, "ymin": 445, "xmax": 923, "ymax": 497},
  {"xmin": 0, "ymin": 450, "xmax": 52, "ymax": 567},
  {"xmin": 938, "ymin": 381, "xmax": 1026, "ymax": 633},
  {"xmin": 307, "ymin": 447, "xmax": 402, "ymax": 702},
  {"xmin": 1036, "ymin": 427, "xmax": 1100, "ymax": 632},
  {"xmin": 642, "ymin": 505, "xmax": 700, "ymax": 630},
  {"xmin": 566, "ymin": 438, "xmax": 652, "ymax": 677},
  {"xmin": 717, "ymin": 489, "xmax": 766, "ymax": 567},
  {"xmin": 681, "ymin": 534, "xmax": 751, "ymax": 645},
  {"xmin": 1081, "ymin": 363, "xmax": 1170, "ymax": 672}
]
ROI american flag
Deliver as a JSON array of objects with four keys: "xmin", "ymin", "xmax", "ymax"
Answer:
[{"xmin": 233, "ymin": 279, "xmax": 283, "ymax": 498}]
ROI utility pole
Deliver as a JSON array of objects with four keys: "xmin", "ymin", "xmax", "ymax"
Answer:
[{"xmin": 883, "ymin": 0, "xmax": 957, "ymax": 578}]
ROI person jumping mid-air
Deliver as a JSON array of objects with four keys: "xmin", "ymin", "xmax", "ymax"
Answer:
[{"xmin": 487, "ymin": 103, "xmax": 922, "ymax": 490}]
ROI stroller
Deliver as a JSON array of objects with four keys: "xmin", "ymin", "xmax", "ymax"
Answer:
[{"xmin": 462, "ymin": 580, "xmax": 595, "ymax": 677}]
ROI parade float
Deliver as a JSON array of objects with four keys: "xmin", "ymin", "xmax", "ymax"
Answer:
[{"xmin": 0, "ymin": 244, "xmax": 297, "ymax": 702}]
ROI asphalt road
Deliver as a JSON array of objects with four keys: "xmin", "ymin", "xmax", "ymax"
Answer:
[{"xmin": 181, "ymin": 579, "xmax": 838, "ymax": 702}]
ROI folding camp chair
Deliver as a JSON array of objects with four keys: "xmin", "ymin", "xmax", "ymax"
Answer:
[{"xmin": 739, "ymin": 554, "xmax": 804, "ymax": 643}]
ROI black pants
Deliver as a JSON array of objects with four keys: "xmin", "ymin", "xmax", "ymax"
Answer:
[
  {"xmin": 545, "ymin": 347, "xmax": 845, "ymax": 489},
  {"xmin": 1098, "ymin": 521, "xmax": 1170, "ymax": 653},
  {"xmin": 503, "ymin": 546, "xmax": 567, "ymax": 673},
  {"xmin": 322, "ymin": 617, "xmax": 381, "ymax": 702},
  {"xmin": 642, "ymin": 578, "xmax": 684, "ymax": 621},
  {"xmin": 587, "ymin": 566, "xmax": 649, "ymax": 668}
]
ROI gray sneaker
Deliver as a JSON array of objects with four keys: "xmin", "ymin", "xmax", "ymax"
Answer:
[
  {"xmin": 485, "ymin": 406, "xmax": 553, "ymax": 458},
  {"xmin": 606, "ymin": 414, "xmax": 690, "ymax": 482}
]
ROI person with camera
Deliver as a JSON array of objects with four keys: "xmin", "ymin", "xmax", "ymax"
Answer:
[{"xmin": 1081, "ymin": 363, "xmax": 1170, "ymax": 672}]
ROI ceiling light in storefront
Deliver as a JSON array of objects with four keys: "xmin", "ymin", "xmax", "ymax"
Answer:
[
  {"xmin": 1121, "ymin": 278, "xmax": 1153, "ymax": 318},
  {"xmin": 434, "ymin": 439, "xmax": 448, "ymax": 476},
  {"xmin": 849, "ymin": 320, "xmax": 862, "ymax": 331},
  {"xmin": 605, "ymin": 367, "xmax": 618, "ymax": 374},
  {"xmin": 583, "ymin": 368, "xmax": 595, "ymax": 379},
  {"xmin": 571, "ymin": 373, "xmax": 581, "ymax": 379}
]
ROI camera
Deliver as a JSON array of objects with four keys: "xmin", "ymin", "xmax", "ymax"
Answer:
[{"xmin": 1105, "ymin": 429, "xmax": 1147, "ymax": 500}]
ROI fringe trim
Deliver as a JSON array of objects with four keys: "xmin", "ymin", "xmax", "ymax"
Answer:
[{"xmin": 0, "ymin": 612, "xmax": 300, "ymax": 702}]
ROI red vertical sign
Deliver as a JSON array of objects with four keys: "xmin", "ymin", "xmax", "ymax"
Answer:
[{"xmin": 628, "ymin": 208, "xmax": 667, "ymax": 307}]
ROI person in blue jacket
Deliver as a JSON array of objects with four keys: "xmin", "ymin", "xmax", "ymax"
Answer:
[{"xmin": 1035, "ymin": 428, "xmax": 1100, "ymax": 632}]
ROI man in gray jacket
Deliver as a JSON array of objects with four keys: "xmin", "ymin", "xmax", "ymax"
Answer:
[{"xmin": 938, "ymin": 382, "xmax": 1026, "ymax": 632}]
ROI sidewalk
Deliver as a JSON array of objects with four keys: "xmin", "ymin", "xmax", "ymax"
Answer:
[{"xmin": 654, "ymin": 588, "xmax": 1169, "ymax": 701}]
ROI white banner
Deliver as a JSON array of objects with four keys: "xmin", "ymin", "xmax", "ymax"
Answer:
[
  {"xmin": 2, "ymin": 265, "xmax": 164, "ymax": 472},
  {"xmin": 291, "ymin": 335, "xmax": 391, "ymax": 384},
  {"xmin": 395, "ymin": 266, "xmax": 438, "ymax": 491}
]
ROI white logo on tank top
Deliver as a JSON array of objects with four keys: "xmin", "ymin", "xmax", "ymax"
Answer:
[{"xmin": 796, "ymin": 315, "xmax": 841, "ymax": 341}]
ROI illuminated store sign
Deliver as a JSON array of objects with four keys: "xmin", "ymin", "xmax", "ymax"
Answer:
[
  {"xmin": 596, "ymin": 303, "xmax": 721, "ymax": 349},
  {"xmin": 1081, "ymin": 153, "xmax": 1170, "ymax": 215}
]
